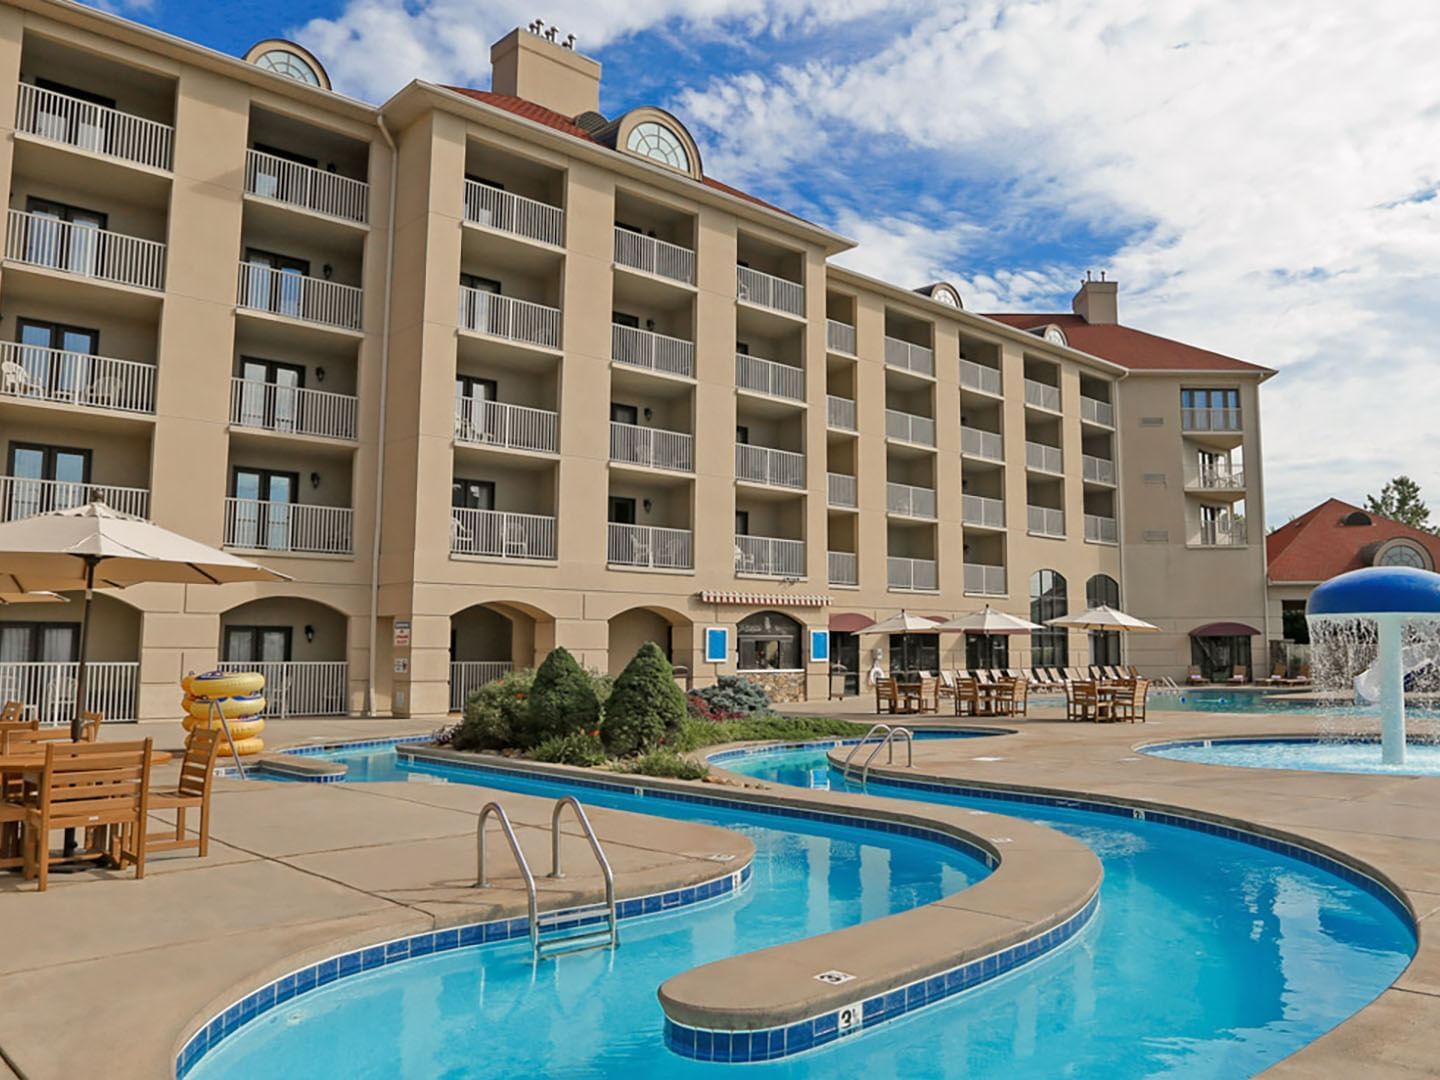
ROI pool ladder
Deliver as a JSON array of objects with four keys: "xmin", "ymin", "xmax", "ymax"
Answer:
[
  {"xmin": 840, "ymin": 723, "xmax": 914, "ymax": 787},
  {"xmin": 475, "ymin": 796, "xmax": 619, "ymax": 959}
]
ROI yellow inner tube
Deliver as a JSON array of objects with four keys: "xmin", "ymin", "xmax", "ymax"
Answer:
[
  {"xmin": 183, "ymin": 715, "xmax": 265, "ymax": 740},
  {"xmin": 210, "ymin": 736, "xmax": 264, "ymax": 757},
  {"xmin": 184, "ymin": 695, "xmax": 266, "ymax": 722},
  {"xmin": 187, "ymin": 671, "xmax": 265, "ymax": 698}
]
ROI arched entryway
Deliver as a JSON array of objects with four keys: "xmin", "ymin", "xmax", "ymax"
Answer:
[
  {"xmin": 0, "ymin": 592, "xmax": 141, "ymax": 722},
  {"xmin": 219, "ymin": 596, "xmax": 349, "ymax": 716},
  {"xmin": 449, "ymin": 600, "xmax": 555, "ymax": 711},
  {"xmin": 606, "ymin": 606, "xmax": 692, "ymax": 676}
]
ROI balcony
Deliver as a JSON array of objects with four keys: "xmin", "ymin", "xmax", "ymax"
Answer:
[
  {"xmin": 828, "ymin": 550, "xmax": 858, "ymax": 586},
  {"xmin": 736, "ymin": 445, "xmax": 805, "ymax": 489},
  {"xmin": 1186, "ymin": 465, "xmax": 1246, "ymax": 491},
  {"xmin": 0, "ymin": 475, "xmax": 149, "ymax": 522},
  {"xmin": 1027, "ymin": 505, "xmax": 1065, "ymax": 537},
  {"xmin": 450, "ymin": 507, "xmax": 557, "ymax": 560},
  {"xmin": 1195, "ymin": 520, "xmax": 1247, "ymax": 547},
  {"xmin": 238, "ymin": 262, "xmax": 361, "ymax": 331},
  {"xmin": 1182, "ymin": 407, "xmax": 1242, "ymax": 432},
  {"xmin": 454, "ymin": 398, "xmax": 558, "ymax": 455},
  {"xmin": 464, "ymin": 179, "xmax": 564, "ymax": 247},
  {"xmin": 7, "ymin": 209, "xmax": 165, "ymax": 292},
  {"xmin": 964, "ymin": 562, "xmax": 1006, "ymax": 596},
  {"xmin": 216, "ymin": 660, "xmax": 349, "ymax": 717},
  {"xmin": 735, "ymin": 534, "xmax": 805, "ymax": 578},
  {"xmin": 223, "ymin": 498, "xmax": 353, "ymax": 555},
  {"xmin": 230, "ymin": 378, "xmax": 357, "ymax": 441},
  {"xmin": 736, "ymin": 353, "xmax": 804, "ymax": 403},
  {"xmin": 611, "ymin": 324, "xmax": 694, "ymax": 379},
  {"xmin": 826, "ymin": 319, "xmax": 856, "ymax": 356},
  {"xmin": 1082, "ymin": 454, "xmax": 1116, "ymax": 485},
  {"xmin": 449, "ymin": 661, "xmax": 513, "ymax": 712},
  {"xmin": 245, "ymin": 149, "xmax": 368, "ymax": 225},
  {"xmin": 884, "ymin": 337, "xmax": 934, "ymax": 377},
  {"xmin": 613, "ymin": 228, "xmax": 694, "ymax": 285},
  {"xmin": 885, "ymin": 408, "xmax": 936, "ymax": 448},
  {"xmin": 609, "ymin": 421, "xmax": 693, "ymax": 473},
  {"xmin": 1084, "ymin": 514, "xmax": 1118, "ymax": 544},
  {"xmin": 458, "ymin": 289, "xmax": 560, "ymax": 350},
  {"xmin": 736, "ymin": 265, "xmax": 804, "ymax": 317},
  {"xmin": 1025, "ymin": 441, "xmax": 1064, "ymax": 475},
  {"xmin": 886, "ymin": 482, "xmax": 936, "ymax": 519},
  {"xmin": 0, "ymin": 660, "xmax": 138, "ymax": 724},
  {"xmin": 1080, "ymin": 396, "xmax": 1114, "ymax": 427},
  {"xmin": 827, "ymin": 472, "xmax": 857, "ymax": 509},
  {"xmin": 15, "ymin": 82, "xmax": 173, "ymax": 172},
  {"xmin": 960, "ymin": 426, "xmax": 1003, "ymax": 461},
  {"xmin": 0, "ymin": 342, "xmax": 155, "ymax": 415},
  {"xmin": 826, "ymin": 395, "xmax": 856, "ymax": 432},
  {"xmin": 960, "ymin": 359, "xmax": 1003, "ymax": 396},
  {"xmin": 607, "ymin": 522, "xmax": 693, "ymax": 571},
  {"xmin": 888, "ymin": 556, "xmax": 937, "ymax": 592},
  {"xmin": 1023, "ymin": 378, "xmax": 1061, "ymax": 413},
  {"xmin": 962, "ymin": 493, "xmax": 1005, "ymax": 529}
]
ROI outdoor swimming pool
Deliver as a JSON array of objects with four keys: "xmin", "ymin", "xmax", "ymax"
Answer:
[{"xmin": 1143, "ymin": 736, "xmax": 1440, "ymax": 776}]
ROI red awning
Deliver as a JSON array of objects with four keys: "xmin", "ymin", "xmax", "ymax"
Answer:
[
  {"xmin": 1190, "ymin": 621, "xmax": 1261, "ymax": 637},
  {"xmin": 829, "ymin": 613, "xmax": 874, "ymax": 632}
]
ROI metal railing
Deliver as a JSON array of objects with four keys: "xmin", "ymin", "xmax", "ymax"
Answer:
[
  {"xmin": 1023, "ymin": 378, "xmax": 1061, "ymax": 412},
  {"xmin": 545, "ymin": 797, "xmax": 619, "ymax": 954},
  {"xmin": 475, "ymin": 802, "xmax": 539, "ymax": 954},
  {"xmin": 245, "ymin": 149, "xmax": 368, "ymax": 224},
  {"xmin": 1186, "ymin": 465, "xmax": 1246, "ymax": 490},
  {"xmin": 1080, "ymin": 396, "xmax": 1115, "ymax": 426},
  {"xmin": 736, "ymin": 265, "xmax": 804, "ymax": 316},
  {"xmin": 613, "ymin": 228, "xmax": 694, "ymax": 284},
  {"xmin": 1084, "ymin": 514, "xmax": 1119, "ymax": 544},
  {"xmin": 223, "ymin": 498, "xmax": 354, "ymax": 555},
  {"xmin": 1027, "ymin": 505, "xmax": 1066, "ymax": 537},
  {"xmin": 841, "ymin": 724, "xmax": 912, "ymax": 785},
  {"xmin": 231, "ymin": 377, "xmax": 358, "ymax": 440},
  {"xmin": 464, "ymin": 180, "xmax": 565, "ymax": 247},
  {"xmin": 609, "ymin": 421, "xmax": 692, "ymax": 473},
  {"xmin": 449, "ymin": 661, "xmax": 513, "ymax": 712},
  {"xmin": 887, "ymin": 481, "xmax": 936, "ymax": 519},
  {"xmin": 7, "ymin": 209, "xmax": 165, "ymax": 291},
  {"xmin": 1181, "ymin": 407, "xmax": 1242, "ymax": 432},
  {"xmin": 611, "ymin": 324, "xmax": 694, "ymax": 378},
  {"xmin": 961, "ymin": 425, "xmax": 1003, "ymax": 460},
  {"xmin": 828, "ymin": 550, "xmax": 858, "ymax": 586},
  {"xmin": 450, "ymin": 507, "xmax": 557, "ymax": 560},
  {"xmin": 607, "ymin": 522, "xmax": 693, "ymax": 570},
  {"xmin": 0, "ymin": 475, "xmax": 149, "ymax": 522},
  {"xmin": 827, "ymin": 472, "xmax": 858, "ymax": 508},
  {"xmin": 964, "ymin": 562, "xmax": 1007, "ymax": 596},
  {"xmin": 735, "ymin": 534, "xmax": 805, "ymax": 577},
  {"xmin": 454, "ymin": 398, "xmax": 559, "ymax": 455},
  {"xmin": 16, "ymin": 82, "xmax": 173, "ymax": 171},
  {"xmin": 735, "ymin": 353, "xmax": 804, "ymax": 401},
  {"xmin": 1196, "ymin": 520, "xmax": 1248, "ymax": 547},
  {"xmin": 0, "ymin": 341, "xmax": 155, "ymax": 414},
  {"xmin": 884, "ymin": 336, "xmax": 934, "ymax": 376},
  {"xmin": 215, "ymin": 660, "xmax": 348, "ymax": 717},
  {"xmin": 238, "ymin": 262, "xmax": 361, "ymax": 330},
  {"xmin": 1026, "ymin": 441, "xmax": 1064, "ymax": 474},
  {"xmin": 885, "ymin": 408, "xmax": 936, "ymax": 447},
  {"xmin": 960, "ymin": 359, "xmax": 1003, "ymax": 396},
  {"xmin": 826, "ymin": 394, "xmax": 856, "ymax": 431},
  {"xmin": 736, "ymin": 444, "xmax": 805, "ymax": 488},
  {"xmin": 888, "ymin": 556, "xmax": 938, "ymax": 591},
  {"xmin": 826, "ymin": 319, "xmax": 856, "ymax": 355},
  {"xmin": 458, "ymin": 288, "xmax": 560, "ymax": 349},
  {"xmin": 962, "ymin": 493, "xmax": 1005, "ymax": 528},
  {"xmin": 0, "ymin": 660, "xmax": 138, "ymax": 725},
  {"xmin": 1082, "ymin": 454, "xmax": 1116, "ymax": 485}
]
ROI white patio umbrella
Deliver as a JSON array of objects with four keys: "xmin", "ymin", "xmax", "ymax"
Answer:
[
  {"xmin": 932, "ymin": 606, "xmax": 1043, "ymax": 635},
  {"xmin": 857, "ymin": 610, "xmax": 944, "ymax": 674},
  {"xmin": 1045, "ymin": 605, "xmax": 1160, "ymax": 633}
]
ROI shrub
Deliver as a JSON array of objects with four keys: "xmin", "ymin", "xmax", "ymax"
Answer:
[
  {"xmin": 520, "ymin": 647, "xmax": 600, "ymax": 747},
  {"xmin": 615, "ymin": 749, "xmax": 709, "ymax": 780},
  {"xmin": 530, "ymin": 730, "xmax": 608, "ymax": 767},
  {"xmin": 690, "ymin": 676, "xmax": 771, "ymax": 716},
  {"xmin": 451, "ymin": 669, "xmax": 535, "ymax": 751},
  {"xmin": 671, "ymin": 714, "xmax": 872, "ymax": 752},
  {"xmin": 603, "ymin": 642, "xmax": 687, "ymax": 756}
]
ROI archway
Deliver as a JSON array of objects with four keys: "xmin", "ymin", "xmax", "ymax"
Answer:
[
  {"xmin": 606, "ymin": 606, "xmax": 692, "ymax": 676},
  {"xmin": 219, "ymin": 596, "xmax": 349, "ymax": 716},
  {"xmin": 449, "ymin": 600, "xmax": 556, "ymax": 711}
]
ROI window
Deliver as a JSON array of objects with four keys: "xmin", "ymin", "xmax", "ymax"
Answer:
[
  {"xmin": 1086, "ymin": 574, "xmax": 1122, "ymax": 666},
  {"xmin": 22, "ymin": 198, "xmax": 106, "ymax": 275},
  {"xmin": 737, "ymin": 610, "xmax": 801, "ymax": 670},
  {"xmin": 608, "ymin": 497, "xmax": 637, "ymax": 525},
  {"xmin": 734, "ymin": 510, "xmax": 750, "ymax": 536},
  {"xmin": 1281, "ymin": 600, "xmax": 1310, "ymax": 645},
  {"xmin": 16, "ymin": 319, "xmax": 99, "ymax": 399},
  {"xmin": 6, "ymin": 442, "xmax": 91, "ymax": 518},
  {"xmin": 1030, "ymin": 569, "xmax": 1068, "ymax": 667},
  {"xmin": 224, "ymin": 626, "xmax": 292, "ymax": 663},
  {"xmin": 242, "ymin": 249, "xmax": 310, "ymax": 317},
  {"xmin": 1378, "ymin": 542, "xmax": 1429, "ymax": 569},
  {"xmin": 625, "ymin": 121, "xmax": 690, "ymax": 172},
  {"xmin": 890, "ymin": 632, "xmax": 938, "ymax": 675},
  {"xmin": 231, "ymin": 468, "xmax": 299, "ymax": 550},
  {"xmin": 0, "ymin": 621, "xmax": 79, "ymax": 663},
  {"xmin": 610, "ymin": 403, "xmax": 639, "ymax": 426},
  {"xmin": 253, "ymin": 48, "xmax": 323, "ymax": 87},
  {"xmin": 612, "ymin": 310, "xmax": 641, "ymax": 329},
  {"xmin": 965, "ymin": 633, "xmax": 1010, "ymax": 671},
  {"xmin": 452, "ymin": 479, "xmax": 495, "ymax": 511},
  {"xmin": 1180, "ymin": 387, "xmax": 1240, "ymax": 430},
  {"xmin": 236, "ymin": 358, "xmax": 305, "ymax": 431}
]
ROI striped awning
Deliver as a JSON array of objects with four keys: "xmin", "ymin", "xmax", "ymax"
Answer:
[{"xmin": 698, "ymin": 590, "xmax": 832, "ymax": 608}]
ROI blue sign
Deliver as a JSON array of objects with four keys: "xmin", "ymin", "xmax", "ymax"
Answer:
[
  {"xmin": 705, "ymin": 627, "xmax": 730, "ymax": 664},
  {"xmin": 810, "ymin": 629, "xmax": 830, "ymax": 664}
]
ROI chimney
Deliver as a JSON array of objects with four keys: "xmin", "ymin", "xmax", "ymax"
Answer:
[
  {"xmin": 490, "ymin": 27, "xmax": 600, "ymax": 117},
  {"xmin": 1072, "ymin": 271, "xmax": 1118, "ymax": 325}
]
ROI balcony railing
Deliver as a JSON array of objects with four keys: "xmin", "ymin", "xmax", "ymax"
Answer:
[
  {"xmin": 736, "ymin": 444, "xmax": 805, "ymax": 489},
  {"xmin": 735, "ymin": 534, "xmax": 805, "ymax": 577},
  {"xmin": 231, "ymin": 378, "xmax": 358, "ymax": 441},
  {"xmin": 1182, "ymin": 407, "xmax": 1242, "ymax": 432},
  {"xmin": 464, "ymin": 180, "xmax": 564, "ymax": 247},
  {"xmin": 216, "ymin": 660, "xmax": 348, "ymax": 717},
  {"xmin": 888, "ymin": 556, "xmax": 938, "ymax": 591},
  {"xmin": 0, "ymin": 341, "xmax": 155, "ymax": 414},
  {"xmin": 826, "ymin": 319, "xmax": 856, "ymax": 355},
  {"xmin": 450, "ymin": 507, "xmax": 556, "ymax": 560},
  {"xmin": 884, "ymin": 337, "xmax": 934, "ymax": 377},
  {"xmin": 828, "ymin": 550, "xmax": 858, "ymax": 586},
  {"xmin": 607, "ymin": 522, "xmax": 694, "ymax": 570},
  {"xmin": 1025, "ymin": 441, "xmax": 1064, "ymax": 475},
  {"xmin": 0, "ymin": 475, "xmax": 148, "ymax": 522},
  {"xmin": 611, "ymin": 324, "xmax": 694, "ymax": 379},
  {"xmin": 736, "ymin": 265, "xmax": 804, "ymax": 316},
  {"xmin": 224, "ymin": 498, "xmax": 354, "ymax": 555},
  {"xmin": 962, "ymin": 493, "xmax": 1005, "ymax": 529},
  {"xmin": 960, "ymin": 359, "xmax": 1003, "ymax": 396},
  {"xmin": 1082, "ymin": 454, "xmax": 1116, "ymax": 485},
  {"xmin": 458, "ymin": 288, "xmax": 560, "ymax": 349},
  {"xmin": 1196, "ymin": 520, "xmax": 1247, "ymax": 547},
  {"xmin": 885, "ymin": 408, "xmax": 936, "ymax": 447},
  {"xmin": 15, "ymin": 82, "xmax": 173, "ymax": 171},
  {"xmin": 887, "ymin": 482, "xmax": 936, "ymax": 519},
  {"xmin": 1186, "ymin": 466, "xmax": 1246, "ymax": 490},
  {"xmin": 960, "ymin": 425, "xmax": 1003, "ymax": 461},
  {"xmin": 827, "ymin": 472, "xmax": 858, "ymax": 509},
  {"xmin": 0, "ymin": 660, "xmax": 138, "ymax": 725},
  {"xmin": 7, "ymin": 209, "xmax": 165, "ymax": 291},
  {"xmin": 964, "ymin": 563, "xmax": 1007, "ymax": 597},
  {"xmin": 736, "ymin": 353, "xmax": 805, "ymax": 402},
  {"xmin": 826, "ymin": 395, "xmax": 856, "ymax": 431},
  {"xmin": 238, "ymin": 262, "xmax": 361, "ymax": 330},
  {"xmin": 613, "ymin": 228, "xmax": 694, "ymax": 284},
  {"xmin": 1084, "ymin": 514, "xmax": 1119, "ymax": 544},
  {"xmin": 449, "ymin": 661, "xmax": 513, "ymax": 711},
  {"xmin": 246, "ymin": 149, "xmax": 369, "ymax": 224},
  {"xmin": 454, "ymin": 398, "xmax": 558, "ymax": 455},
  {"xmin": 1080, "ymin": 396, "xmax": 1115, "ymax": 427},
  {"xmin": 1023, "ymin": 378, "xmax": 1061, "ymax": 412},
  {"xmin": 609, "ymin": 421, "xmax": 693, "ymax": 473},
  {"xmin": 1027, "ymin": 505, "xmax": 1065, "ymax": 537}
]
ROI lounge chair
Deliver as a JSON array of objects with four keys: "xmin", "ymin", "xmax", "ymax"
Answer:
[
  {"xmin": 1261, "ymin": 663, "xmax": 1289, "ymax": 686},
  {"xmin": 1028, "ymin": 668, "xmax": 1051, "ymax": 690},
  {"xmin": 973, "ymin": 669, "xmax": 993, "ymax": 685},
  {"xmin": 1047, "ymin": 668, "xmax": 1069, "ymax": 688},
  {"xmin": 1291, "ymin": 662, "xmax": 1312, "ymax": 686},
  {"xmin": 986, "ymin": 669, "xmax": 1007, "ymax": 684},
  {"xmin": 1106, "ymin": 666, "xmax": 1129, "ymax": 682},
  {"xmin": 148, "ymin": 727, "xmax": 222, "ymax": 858},
  {"xmin": 1113, "ymin": 679, "xmax": 1150, "ymax": 723},
  {"xmin": 1228, "ymin": 665, "xmax": 1249, "ymax": 685},
  {"xmin": 1186, "ymin": 665, "xmax": 1205, "ymax": 684},
  {"xmin": 1127, "ymin": 665, "xmax": 1140, "ymax": 679}
]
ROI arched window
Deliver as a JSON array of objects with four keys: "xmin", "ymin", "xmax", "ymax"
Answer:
[
  {"xmin": 254, "ymin": 48, "xmax": 323, "ymax": 86},
  {"xmin": 1030, "ymin": 570, "xmax": 1068, "ymax": 667},
  {"xmin": 626, "ymin": 121, "xmax": 690, "ymax": 172},
  {"xmin": 1377, "ymin": 541, "xmax": 1430, "ymax": 569},
  {"xmin": 737, "ymin": 610, "xmax": 801, "ymax": 671},
  {"xmin": 1086, "ymin": 574, "xmax": 1122, "ymax": 666}
]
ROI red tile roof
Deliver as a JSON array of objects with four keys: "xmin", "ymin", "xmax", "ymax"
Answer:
[
  {"xmin": 1267, "ymin": 498, "xmax": 1440, "ymax": 582},
  {"xmin": 982, "ymin": 313, "xmax": 1270, "ymax": 374}
]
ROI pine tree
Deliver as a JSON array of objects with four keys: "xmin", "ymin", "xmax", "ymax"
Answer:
[{"xmin": 1365, "ymin": 476, "xmax": 1434, "ymax": 532}]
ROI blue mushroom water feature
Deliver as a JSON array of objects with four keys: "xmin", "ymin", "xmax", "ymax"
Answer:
[{"xmin": 1307, "ymin": 565, "xmax": 1440, "ymax": 765}]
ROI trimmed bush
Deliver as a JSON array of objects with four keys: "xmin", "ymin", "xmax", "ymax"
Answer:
[
  {"xmin": 691, "ymin": 676, "xmax": 771, "ymax": 716},
  {"xmin": 530, "ymin": 730, "xmax": 608, "ymax": 767},
  {"xmin": 670, "ymin": 713, "xmax": 872, "ymax": 752},
  {"xmin": 615, "ymin": 749, "xmax": 708, "ymax": 780},
  {"xmin": 520, "ymin": 647, "xmax": 600, "ymax": 747},
  {"xmin": 602, "ymin": 642, "xmax": 686, "ymax": 756},
  {"xmin": 451, "ymin": 669, "xmax": 534, "ymax": 751}
]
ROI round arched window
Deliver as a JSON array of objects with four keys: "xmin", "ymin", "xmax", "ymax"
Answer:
[
  {"xmin": 626, "ymin": 121, "xmax": 690, "ymax": 172},
  {"xmin": 254, "ymin": 48, "xmax": 323, "ymax": 87},
  {"xmin": 737, "ymin": 610, "xmax": 801, "ymax": 670},
  {"xmin": 1378, "ymin": 542, "xmax": 1429, "ymax": 569}
]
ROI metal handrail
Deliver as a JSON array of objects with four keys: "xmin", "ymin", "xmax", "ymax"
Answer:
[
  {"xmin": 549, "ymin": 795, "xmax": 618, "ymax": 949},
  {"xmin": 842, "ymin": 724, "xmax": 894, "ymax": 777},
  {"xmin": 860, "ymin": 726, "xmax": 914, "ymax": 786},
  {"xmin": 475, "ymin": 802, "xmax": 539, "ymax": 954}
]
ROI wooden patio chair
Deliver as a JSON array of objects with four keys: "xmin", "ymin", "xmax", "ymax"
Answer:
[
  {"xmin": 998, "ymin": 678, "xmax": 1028, "ymax": 718},
  {"xmin": 953, "ymin": 676, "xmax": 979, "ymax": 717},
  {"xmin": 914, "ymin": 676, "xmax": 940, "ymax": 714},
  {"xmin": 1067, "ymin": 682, "xmax": 1110, "ymax": 722},
  {"xmin": 3, "ymin": 726, "xmax": 71, "ymax": 753},
  {"xmin": 148, "ymin": 727, "xmax": 221, "ymax": 858},
  {"xmin": 1114, "ymin": 679, "xmax": 1150, "ymax": 723},
  {"xmin": 78, "ymin": 710, "xmax": 103, "ymax": 742},
  {"xmin": 0, "ymin": 700, "xmax": 24, "ymax": 724},
  {"xmin": 874, "ymin": 677, "xmax": 900, "ymax": 715}
]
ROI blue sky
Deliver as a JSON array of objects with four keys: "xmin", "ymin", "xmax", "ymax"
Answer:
[{"xmin": 96, "ymin": 1, "xmax": 1440, "ymax": 528}]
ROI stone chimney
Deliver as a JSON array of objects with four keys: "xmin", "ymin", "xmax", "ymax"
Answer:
[
  {"xmin": 490, "ymin": 27, "xmax": 600, "ymax": 117},
  {"xmin": 1072, "ymin": 272, "xmax": 1118, "ymax": 325}
]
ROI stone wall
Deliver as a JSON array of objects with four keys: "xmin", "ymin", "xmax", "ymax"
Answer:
[{"xmin": 741, "ymin": 671, "xmax": 806, "ymax": 703}]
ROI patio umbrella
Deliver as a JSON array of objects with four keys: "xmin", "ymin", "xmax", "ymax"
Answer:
[
  {"xmin": 1045, "ymin": 605, "xmax": 1160, "ymax": 632},
  {"xmin": 932, "ymin": 606, "xmax": 1043, "ymax": 634},
  {"xmin": 856, "ymin": 610, "xmax": 943, "ymax": 674},
  {"xmin": 0, "ymin": 590, "xmax": 67, "ymax": 605}
]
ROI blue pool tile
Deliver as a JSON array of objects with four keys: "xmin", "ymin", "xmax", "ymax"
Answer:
[
  {"xmin": 768, "ymin": 1028, "xmax": 785, "ymax": 1057},
  {"xmin": 317, "ymin": 958, "xmax": 339, "ymax": 985},
  {"xmin": 712, "ymin": 1031, "xmax": 734, "ymax": 1062},
  {"xmin": 295, "ymin": 966, "xmax": 317, "ymax": 993},
  {"xmin": 813, "ymin": 1011, "xmax": 838, "ymax": 1037},
  {"xmin": 695, "ymin": 1029, "xmax": 713, "ymax": 1061},
  {"xmin": 361, "ymin": 946, "xmax": 384, "ymax": 970},
  {"xmin": 785, "ymin": 1021, "xmax": 813, "ymax": 1053},
  {"xmin": 411, "ymin": 935, "xmax": 435, "ymax": 957},
  {"xmin": 339, "ymin": 951, "xmax": 362, "ymax": 976},
  {"xmin": 436, "ymin": 928, "xmax": 460, "ymax": 951}
]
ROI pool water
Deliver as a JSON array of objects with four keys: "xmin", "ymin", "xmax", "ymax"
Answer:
[
  {"xmin": 1144, "ymin": 737, "xmax": 1440, "ymax": 776},
  {"xmin": 1153, "ymin": 688, "xmax": 1440, "ymax": 717},
  {"xmin": 191, "ymin": 746, "xmax": 1415, "ymax": 1079}
]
